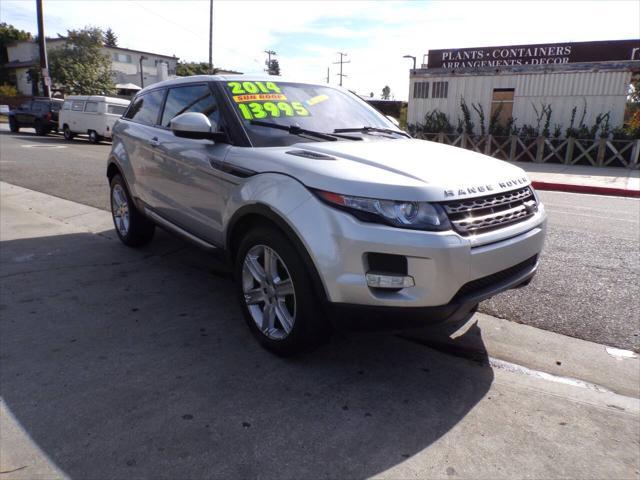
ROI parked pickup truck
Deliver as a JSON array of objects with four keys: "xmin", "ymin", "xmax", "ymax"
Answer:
[
  {"xmin": 8, "ymin": 97, "xmax": 63, "ymax": 135},
  {"xmin": 107, "ymin": 75, "xmax": 547, "ymax": 355}
]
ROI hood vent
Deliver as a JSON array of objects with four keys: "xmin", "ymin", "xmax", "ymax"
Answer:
[{"xmin": 286, "ymin": 150, "xmax": 336, "ymax": 160}]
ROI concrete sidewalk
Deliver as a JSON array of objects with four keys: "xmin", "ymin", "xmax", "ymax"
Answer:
[
  {"xmin": 1, "ymin": 181, "xmax": 639, "ymax": 480},
  {"xmin": 511, "ymin": 161, "xmax": 640, "ymax": 197}
]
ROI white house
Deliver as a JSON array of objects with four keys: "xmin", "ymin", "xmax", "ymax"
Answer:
[{"xmin": 4, "ymin": 38, "xmax": 178, "ymax": 96}]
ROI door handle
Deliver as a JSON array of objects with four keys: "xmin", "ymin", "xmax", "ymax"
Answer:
[{"xmin": 149, "ymin": 137, "xmax": 160, "ymax": 147}]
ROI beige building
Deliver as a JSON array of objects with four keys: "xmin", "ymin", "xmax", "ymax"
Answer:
[
  {"xmin": 4, "ymin": 38, "xmax": 178, "ymax": 96},
  {"xmin": 408, "ymin": 39, "xmax": 640, "ymax": 133}
]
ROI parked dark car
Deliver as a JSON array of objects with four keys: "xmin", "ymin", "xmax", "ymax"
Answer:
[{"xmin": 8, "ymin": 98, "xmax": 64, "ymax": 135}]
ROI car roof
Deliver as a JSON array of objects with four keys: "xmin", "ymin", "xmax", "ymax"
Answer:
[
  {"xmin": 63, "ymin": 95, "xmax": 130, "ymax": 105},
  {"xmin": 139, "ymin": 74, "xmax": 336, "ymax": 94}
]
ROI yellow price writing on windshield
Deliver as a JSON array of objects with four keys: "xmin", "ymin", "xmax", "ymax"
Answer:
[
  {"xmin": 227, "ymin": 81, "xmax": 281, "ymax": 95},
  {"xmin": 238, "ymin": 101, "xmax": 310, "ymax": 120}
]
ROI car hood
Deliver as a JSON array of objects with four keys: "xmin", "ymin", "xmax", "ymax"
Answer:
[{"xmin": 226, "ymin": 138, "xmax": 531, "ymax": 202}]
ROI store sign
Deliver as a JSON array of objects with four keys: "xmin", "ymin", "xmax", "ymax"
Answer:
[{"xmin": 427, "ymin": 39, "xmax": 640, "ymax": 70}]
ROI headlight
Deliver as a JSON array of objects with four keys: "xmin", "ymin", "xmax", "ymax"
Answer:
[{"xmin": 316, "ymin": 190, "xmax": 450, "ymax": 231}]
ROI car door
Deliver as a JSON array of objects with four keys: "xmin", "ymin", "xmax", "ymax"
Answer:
[
  {"xmin": 117, "ymin": 89, "xmax": 166, "ymax": 205},
  {"xmin": 15, "ymin": 101, "xmax": 34, "ymax": 125},
  {"xmin": 149, "ymin": 83, "xmax": 233, "ymax": 245}
]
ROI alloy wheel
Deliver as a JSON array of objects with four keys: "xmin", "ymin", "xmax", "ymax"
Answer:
[
  {"xmin": 242, "ymin": 244, "xmax": 296, "ymax": 340},
  {"xmin": 111, "ymin": 184, "xmax": 130, "ymax": 236}
]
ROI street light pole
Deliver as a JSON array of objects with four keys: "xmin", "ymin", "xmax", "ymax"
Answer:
[{"xmin": 402, "ymin": 55, "xmax": 416, "ymax": 70}]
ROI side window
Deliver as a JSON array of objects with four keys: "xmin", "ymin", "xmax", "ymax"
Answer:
[
  {"xmin": 20, "ymin": 102, "xmax": 32, "ymax": 109},
  {"xmin": 63, "ymin": 102, "xmax": 71, "ymax": 110},
  {"xmin": 51, "ymin": 103, "xmax": 61, "ymax": 112},
  {"xmin": 107, "ymin": 104, "xmax": 127, "ymax": 115},
  {"xmin": 84, "ymin": 101, "xmax": 99, "ymax": 113},
  {"xmin": 160, "ymin": 84, "xmax": 220, "ymax": 129},
  {"xmin": 124, "ymin": 89, "xmax": 164, "ymax": 126},
  {"xmin": 71, "ymin": 101, "xmax": 85, "ymax": 111}
]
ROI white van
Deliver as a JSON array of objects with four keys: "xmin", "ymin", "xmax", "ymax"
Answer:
[{"xmin": 59, "ymin": 95, "xmax": 130, "ymax": 143}]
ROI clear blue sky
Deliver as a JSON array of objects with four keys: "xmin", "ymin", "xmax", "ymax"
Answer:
[{"xmin": 2, "ymin": 0, "xmax": 639, "ymax": 100}]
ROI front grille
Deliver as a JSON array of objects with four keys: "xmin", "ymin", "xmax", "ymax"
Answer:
[
  {"xmin": 440, "ymin": 187, "xmax": 537, "ymax": 236},
  {"xmin": 452, "ymin": 255, "xmax": 538, "ymax": 302}
]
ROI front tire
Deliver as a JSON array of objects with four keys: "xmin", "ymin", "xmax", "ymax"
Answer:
[
  {"xmin": 235, "ymin": 226, "xmax": 330, "ymax": 356},
  {"xmin": 110, "ymin": 174, "xmax": 155, "ymax": 246},
  {"xmin": 8, "ymin": 117, "xmax": 19, "ymax": 132}
]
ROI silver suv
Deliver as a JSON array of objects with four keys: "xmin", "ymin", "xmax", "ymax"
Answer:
[{"xmin": 107, "ymin": 75, "xmax": 546, "ymax": 355}]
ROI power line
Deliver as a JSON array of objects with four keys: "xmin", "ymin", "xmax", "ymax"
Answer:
[{"xmin": 333, "ymin": 52, "xmax": 350, "ymax": 87}]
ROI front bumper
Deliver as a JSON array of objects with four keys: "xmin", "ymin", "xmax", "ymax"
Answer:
[{"xmin": 287, "ymin": 195, "xmax": 547, "ymax": 321}]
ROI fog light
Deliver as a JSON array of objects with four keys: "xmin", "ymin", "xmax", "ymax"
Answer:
[{"xmin": 366, "ymin": 273, "xmax": 415, "ymax": 289}]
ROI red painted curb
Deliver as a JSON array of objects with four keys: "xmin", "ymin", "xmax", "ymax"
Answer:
[{"xmin": 532, "ymin": 181, "xmax": 640, "ymax": 198}]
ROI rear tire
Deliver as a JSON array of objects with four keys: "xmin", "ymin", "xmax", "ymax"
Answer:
[
  {"xmin": 109, "ymin": 174, "xmax": 155, "ymax": 247},
  {"xmin": 34, "ymin": 121, "xmax": 47, "ymax": 136},
  {"xmin": 8, "ymin": 117, "xmax": 19, "ymax": 132},
  {"xmin": 63, "ymin": 125, "xmax": 74, "ymax": 141},
  {"xmin": 235, "ymin": 225, "xmax": 330, "ymax": 356},
  {"xmin": 88, "ymin": 130, "xmax": 101, "ymax": 144}
]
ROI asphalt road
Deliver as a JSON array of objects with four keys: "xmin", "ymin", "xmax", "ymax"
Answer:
[{"xmin": 1, "ymin": 126, "xmax": 639, "ymax": 350}]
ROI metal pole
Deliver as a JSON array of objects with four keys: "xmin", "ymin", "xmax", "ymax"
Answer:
[
  {"xmin": 208, "ymin": 0, "xmax": 213, "ymax": 74},
  {"xmin": 139, "ymin": 55, "xmax": 146, "ymax": 88},
  {"xmin": 334, "ymin": 52, "xmax": 350, "ymax": 87},
  {"xmin": 35, "ymin": 0, "xmax": 50, "ymax": 97},
  {"xmin": 264, "ymin": 50, "xmax": 276, "ymax": 74},
  {"xmin": 326, "ymin": 67, "xmax": 329, "ymax": 84}
]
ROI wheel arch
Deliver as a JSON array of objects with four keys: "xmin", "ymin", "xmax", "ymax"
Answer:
[{"xmin": 226, "ymin": 204, "xmax": 329, "ymax": 303}]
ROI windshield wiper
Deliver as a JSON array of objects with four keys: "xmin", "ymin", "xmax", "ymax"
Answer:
[
  {"xmin": 333, "ymin": 126, "xmax": 411, "ymax": 138},
  {"xmin": 250, "ymin": 120, "xmax": 338, "ymax": 142}
]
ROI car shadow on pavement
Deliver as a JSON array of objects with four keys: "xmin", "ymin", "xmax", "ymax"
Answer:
[{"xmin": 0, "ymin": 228, "xmax": 493, "ymax": 479}]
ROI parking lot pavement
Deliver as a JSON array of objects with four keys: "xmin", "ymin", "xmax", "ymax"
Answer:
[{"xmin": 1, "ymin": 182, "xmax": 639, "ymax": 479}]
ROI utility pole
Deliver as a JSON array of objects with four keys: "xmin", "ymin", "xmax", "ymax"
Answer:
[
  {"xmin": 139, "ymin": 55, "xmax": 147, "ymax": 88},
  {"xmin": 326, "ymin": 66, "xmax": 330, "ymax": 84},
  {"xmin": 208, "ymin": 0, "xmax": 213, "ymax": 74},
  {"xmin": 333, "ymin": 52, "xmax": 350, "ymax": 87},
  {"xmin": 264, "ymin": 50, "xmax": 276, "ymax": 74},
  {"xmin": 35, "ymin": 0, "xmax": 50, "ymax": 97}
]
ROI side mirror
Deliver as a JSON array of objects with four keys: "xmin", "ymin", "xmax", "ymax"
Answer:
[{"xmin": 170, "ymin": 112, "xmax": 227, "ymax": 142}]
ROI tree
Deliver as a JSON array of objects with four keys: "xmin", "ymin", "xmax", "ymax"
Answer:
[
  {"xmin": 103, "ymin": 28, "xmax": 118, "ymax": 47},
  {"xmin": 0, "ymin": 23, "xmax": 32, "ymax": 84},
  {"xmin": 48, "ymin": 27, "xmax": 115, "ymax": 95},
  {"xmin": 267, "ymin": 59, "xmax": 280, "ymax": 76},
  {"xmin": 381, "ymin": 85, "xmax": 391, "ymax": 100},
  {"xmin": 176, "ymin": 61, "xmax": 210, "ymax": 76}
]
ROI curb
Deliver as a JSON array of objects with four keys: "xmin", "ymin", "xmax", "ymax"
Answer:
[{"xmin": 532, "ymin": 180, "xmax": 640, "ymax": 198}]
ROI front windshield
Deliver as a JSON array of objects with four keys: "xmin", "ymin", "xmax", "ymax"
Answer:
[{"xmin": 221, "ymin": 80, "xmax": 400, "ymax": 147}]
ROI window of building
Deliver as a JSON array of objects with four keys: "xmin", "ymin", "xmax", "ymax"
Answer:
[
  {"xmin": 124, "ymin": 89, "xmax": 165, "ymax": 125},
  {"xmin": 432, "ymin": 81, "xmax": 449, "ymax": 99},
  {"xmin": 413, "ymin": 82, "xmax": 429, "ymax": 99},
  {"xmin": 113, "ymin": 53, "xmax": 132, "ymax": 63},
  {"xmin": 160, "ymin": 84, "xmax": 220, "ymax": 129},
  {"xmin": 71, "ymin": 101, "xmax": 85, "ymax": 111},
  {"xmin": 107, "ymin": 104, "xmax": 127, "ymax": 115},
  {"xmin": 84, "ymin": 101, "xmax": 98, "ymax": 113},
  {"xmin": 490, "ymin": 88, "xmax": 514, "ymax": 126}
]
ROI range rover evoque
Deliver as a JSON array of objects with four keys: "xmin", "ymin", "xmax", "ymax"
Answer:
[{"xmin": 107, "ymin": 75, "xmax": 546, "ymax": 355}]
